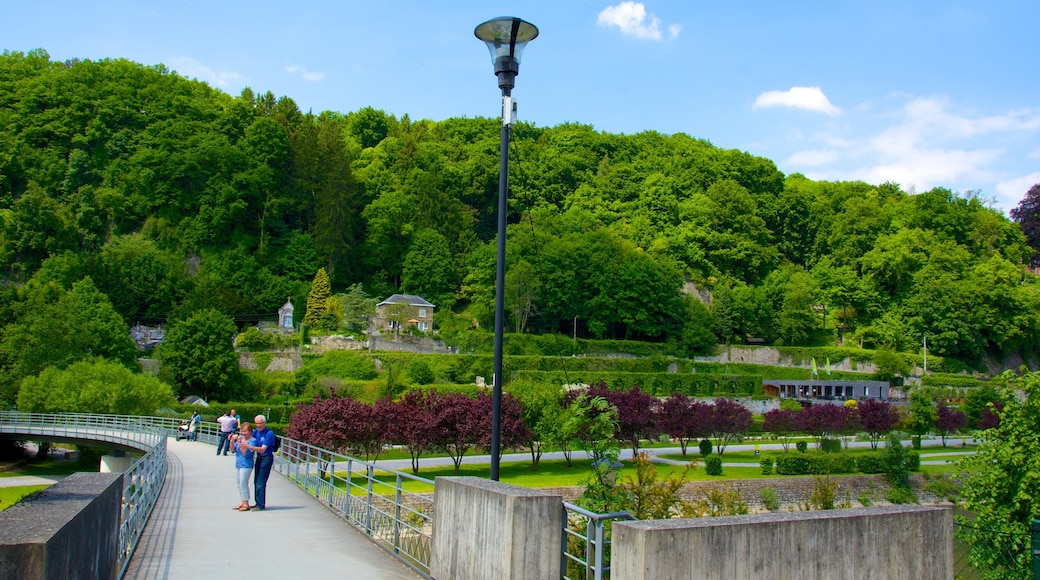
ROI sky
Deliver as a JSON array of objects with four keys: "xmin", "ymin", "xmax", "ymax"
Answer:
[{"xmin": 4, "ymin": 1, "xmax": 1039, "ymax": 215}]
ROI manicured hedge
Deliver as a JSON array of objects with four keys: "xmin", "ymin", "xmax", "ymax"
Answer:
[
  {"xmin": 776, "ymin": 452, "xmax": 856, "ymax": 475},
  {"xmin": 512, "ymin": 370, "xmax": 762, "ymax": 397}
]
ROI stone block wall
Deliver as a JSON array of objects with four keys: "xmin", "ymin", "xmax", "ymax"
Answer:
[
  {"xmin": 612, "ymin": 505, "xmax": 952, "ymax": 580},
  {"xmin": 0, "ymin": 472, "xmax": 123, "ymax": 580}
]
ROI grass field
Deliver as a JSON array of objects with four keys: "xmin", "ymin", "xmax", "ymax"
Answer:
[{"xmin": 0, "ymin": 485, "xmax": 50, "ymax": 511}]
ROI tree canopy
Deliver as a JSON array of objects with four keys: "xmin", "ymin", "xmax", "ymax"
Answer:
[{"xmin": 0, "ymin": 46, "xmax": 1038, "ymax": 410}]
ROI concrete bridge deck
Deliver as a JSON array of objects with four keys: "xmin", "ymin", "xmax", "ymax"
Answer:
[{"xmin": 124, "ymin": 437, "xmax": 419, "ymax": 580}]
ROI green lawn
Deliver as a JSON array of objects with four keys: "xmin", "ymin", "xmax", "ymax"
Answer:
[
  {"xmin": 0, "ymin": 485, "xmax": 50, "ymax": 511},
  {"xmin": 0, "ymin": 458, "xmax": 86, "ymax": 478}
]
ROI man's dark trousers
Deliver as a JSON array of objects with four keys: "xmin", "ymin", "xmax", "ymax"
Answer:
[
  {"xmin": 216, "ymin": 431, "xmax": 232, "ymax": 455},
  {"xmin": 254, "ymin": 454, "xmax": 273, "ymax": 509}
]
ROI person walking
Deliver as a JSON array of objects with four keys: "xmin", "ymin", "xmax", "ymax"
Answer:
[
  {"xmin": 189, "ymin": 410, "xmax": 201, "ymax": 441},
  {"xmin": 231, "ymin": 422, "xmax": 256, "ymax": 511},
  {"xmin": 216, "ymin": 411, "xmax": 236, "ymax": 456},
  {"xmin": 251, "ymin": 415, "xmax": 275, "ymax": 510}
]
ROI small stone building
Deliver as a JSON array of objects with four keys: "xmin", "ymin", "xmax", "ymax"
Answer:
[{"xmin": 278, "ymin": 298, "xmax": 294, "ymax": 329}]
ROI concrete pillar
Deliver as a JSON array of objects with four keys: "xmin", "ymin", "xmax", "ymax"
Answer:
[
  {"xmin": 430, "ymin": 477, "xmax": 562, "ymax": 580},
  {"xmin": 99, "ymin": 455, "xmax": 134, "ymax": 473},
  {"xmin": 612, "ymin": 505, "xmax": 952, "ymax": 580}
]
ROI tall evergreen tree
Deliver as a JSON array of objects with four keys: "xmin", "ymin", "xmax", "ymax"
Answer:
[{"xmin": 305, "ymin": 267, "xmax": 332, "ymax": 327}]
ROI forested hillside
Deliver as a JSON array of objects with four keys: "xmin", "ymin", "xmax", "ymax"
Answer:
[{"xmin": 2, "ymin": 49, "xmax": 1039, "ymax": 405}]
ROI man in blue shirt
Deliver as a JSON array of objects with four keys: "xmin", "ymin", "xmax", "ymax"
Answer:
[{"xmin": 251, "ymin": 414, "xmax": 275, "ymax": 510}]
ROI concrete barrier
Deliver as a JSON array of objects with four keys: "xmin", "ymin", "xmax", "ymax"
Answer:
[
  {"xmin": 430, "ymin": 477, "xmax": 562, "ymax": 580},
  {"xmin": 0, "ymin": 472, "xmax": 123, "ymax": 580},
  {"xmin": 612, "ymin": 505, "xmax": 952, "ymax": 580}
]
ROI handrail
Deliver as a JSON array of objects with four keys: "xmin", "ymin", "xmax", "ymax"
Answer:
[
  {"xmin": 562, "ymin": 501, "xmax": 637, "ymax": 580},
  {"xmin": 274, "ymin": 437, "xmax": 436, "ymax": 578},
  {"xmin": 0, "ymin": 411, "xmax": 168, "ymax": 579}
]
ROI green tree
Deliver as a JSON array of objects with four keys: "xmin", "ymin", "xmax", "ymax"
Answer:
[
  {"xmin": 305, "ymin": 268, "xmax": 332, "ymax": 327},
  {"xmin": 401, "ymin": 228, "xmax": 456, "ymax": 308},
  {"xmin": 18, "ymin": 358, "xmax": 173, "ymax": 414},
  {"xmin": 957, "ymin": 371, "xmax": 1040, "ymax": 578},
  {"xmin": 905, "ymin": 388, "xmax": 937, "ymax": 439},
  {"xmin": 0, "ymin": 276, "xmax": 136, "ymax": 405},
  {"xmin": 505, "ymin": 377, "xmax": 564, "ymax": 470},
  {"xmin": 158, "ymin": 309, "xmax": 243, "ymax": 401}
]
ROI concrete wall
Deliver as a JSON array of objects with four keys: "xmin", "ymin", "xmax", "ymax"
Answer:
[
  {"xmin": 0, "ymin": 472, "xmax": 124, "ymax": 580},
  {"xmin": 612, "ymin": 505, "xmax": 952, "ymax": 580},
  {"xmin": 430, "ymin": 477, "xmax": 562, "ymax": 580}
]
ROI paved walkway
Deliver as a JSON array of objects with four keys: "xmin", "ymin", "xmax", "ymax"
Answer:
[
  {"xmin": 124, "ymin": 438, "xmax": 419, "ymax": 580},
  {"xmin": 0, "ymin": 474, "xmax": 64, "ymax": 488}
]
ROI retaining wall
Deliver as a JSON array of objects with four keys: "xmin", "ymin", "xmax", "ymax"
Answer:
[
  {"xmin": 0, "ymin": 472, "xmax": 123, "ymax": 580},
  {"xmin": 430, "ymin": 477, "xmax": 562, "ymax": 580},
  {"xmin": 612, "ymin": 505, "xmax": 952, "ymax": 580}
]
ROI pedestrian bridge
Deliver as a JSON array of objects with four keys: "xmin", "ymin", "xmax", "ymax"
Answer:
[
  {"xmin": 0, "ymin": 412, "xmax": 424, "ymax": 579},
  {"xmin": 0, "ymin": 412, "xmax": 960, "ymax": 580}
]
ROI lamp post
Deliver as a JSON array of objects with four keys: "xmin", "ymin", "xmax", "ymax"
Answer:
[{"xmin": 474, "ymin": 16, "xmax": 538, "ymax": 481}]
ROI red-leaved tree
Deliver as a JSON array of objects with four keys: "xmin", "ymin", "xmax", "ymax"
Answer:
[
  {"xmin": 591, "ymin": 383, "xmax": 660, "ymax": 454},
  {"xmin": 796, "ymin": 404, "xmax": 846, "ymax": 448},
  {"xmin": 659, "ymin": 394, "xmax": 712, "ymax": 456},
  {"xmin": 857, "ymin": 399, "xmax": 899, "ymax": 450},
  {"xmin": 934, "ymin": 404, "xmax": 966, "ymax": 447},
  {"xmin": 709, "ymin": 398, "xmax": 752, "ymax": 455},
  {"xmin": 762, "ymin": 408, "xmax": 799, "ymax": 452},
  {"xmin": 389, "ymin": 389, "xmax": 441, "ymax": 475}
]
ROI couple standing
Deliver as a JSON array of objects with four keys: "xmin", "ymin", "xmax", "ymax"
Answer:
[{"xmin": 230, "ymin": 415, "xmax": 275, "ymax": 511}]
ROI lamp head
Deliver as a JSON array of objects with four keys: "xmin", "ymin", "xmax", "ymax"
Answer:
[{"xmin": 475, "ymin": 17, "xmax": 538, "ymax": 92}]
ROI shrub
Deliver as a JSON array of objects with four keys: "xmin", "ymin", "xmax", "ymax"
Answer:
[
  {"xmin": 820, "ymin": 438, "xmax": 842, "ymax": 453},
  {"xmin": 698, "ymin": 439, "xmax": 713, "ymax": 457},
  {"xmin": 884, "ymin": 433, "xmax": 911, "ymax": 487},
  {"xmin": 911, "ymin": 436, "xmax": 922, "ymax": 450},
  {"xmin": 856, "ymin": 452, "xmax": 886, "ymax": 474},
  {"xmin": 908, "ymin": 452, "xmax": 920, "ymax": 472},
  {"xmin": 922, "ymin": 474, "xmax": 960, "ymax": 503},
  {"xmin": 236, "ymin": 327, "xmax": 273, "ymax": 349},
  {"xmin": 796, "ymin": 441, "xmax": 808, "ymax": 453},
  {"xmin": 408, "ymin": 359, "xmax": 434, "ymax": 385},
  {"xmin": 807, "ymin": 476, "xmax": 838, "ymax": 510},
  {"xmin": 683, "ymin": 486, "xmax": 748, "ymax": 517},
  {"xmin": 760, "ymin": 487, "xmax": 780, "ymax": 511},
  {"xmin": 704, "ymin": 456, "xmax": 723, "ymax": 476},
  {"xmin": 776, "ymin": 454, "xmax": 809, "ymax": 475},
  {"xmin": 885, "ymin": 485, "xmax": 919, "ymax": 505},
  {"xmin": 759, "ymin": 456, "xmax": 774, "ymax": 475}
]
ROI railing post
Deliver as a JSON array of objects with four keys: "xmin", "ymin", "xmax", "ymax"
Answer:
[
  {"xmin": 586, "ymin": 518, "xmax": 595, "ymax": 580},
  {"xmin": 1032, "ymin": 518, "xmax": 1040, "ymax": 580},
  {"xmin": 393, "ymin": 474, "xmax": 402, "ymax": 554},
  {"xmin": 594, "ymin": 520, "xmax": 606, "ymax": 580},
  {"xmin": 366, "ymin": 464, "xmax": 375, "ymax": 533},
  {"xmin": 560, "ymin": 506, "xmax": 569, "ymax": 580}
]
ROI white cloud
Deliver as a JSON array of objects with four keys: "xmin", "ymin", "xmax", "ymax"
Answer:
[
  {"xmin": 286, "ymin": 64, "xmax": 325, "ymax": 82},
  {"xmin": 783, "ymin": 97, "xmax": 1040, "ymax": 213},
  {"xmin": 169, "ymin": 56, "xmax": 243, "ymax": 89},
  {"xmin": 996, "ymin": 172, "xmax": 1040, "ymax": 210},
  {"xmin": 598, "ymin": 2, "xmax": 680, "ymax": 40},
  {"xmin": 785, "ymin": 149, "xmax": 840, "ymax": 167},
  {"xmin": 753, "ymin": 87, "xmax": 841, "ymax": 116}
]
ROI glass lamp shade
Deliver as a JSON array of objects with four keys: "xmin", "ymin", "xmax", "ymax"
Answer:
[{"xmin": 474, "ymin": 17, "xmax": 539, "ymax": 65}]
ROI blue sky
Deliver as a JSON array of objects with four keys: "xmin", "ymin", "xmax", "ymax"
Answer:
[{"xmin": 5, "ymin": 1, "xmax": 1039, "ymax": 214}]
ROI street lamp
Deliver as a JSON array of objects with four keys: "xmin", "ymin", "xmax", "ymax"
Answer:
[{"xmin": 474, "ymin": 16, "xmax": 538, "ymax": 481}]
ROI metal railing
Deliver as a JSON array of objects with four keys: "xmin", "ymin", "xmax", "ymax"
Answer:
[
  {"xmin": 562, "ymin": 502, "xmax": 636, "ymax": 580},
  {"xmin": 274, "ymin": 437, "xmax": 435, "ymax": 578},
  {"xmin": 954, "ymin": 519, "xmax": 1040, "ymax": 580},
  {"xmin": 0, "ymin": 412, "xmax": 168, "ymax": 578}
]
